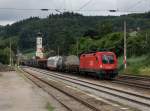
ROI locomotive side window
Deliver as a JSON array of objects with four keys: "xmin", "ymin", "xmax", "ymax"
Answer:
[{"xmin": 102, "ymin": 55, "xmax": 114, "ymax": 64}]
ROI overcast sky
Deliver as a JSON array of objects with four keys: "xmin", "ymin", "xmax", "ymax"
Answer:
[{"xmin": 0, "ymin": 0, "xmax": 150, "ymax": 26}]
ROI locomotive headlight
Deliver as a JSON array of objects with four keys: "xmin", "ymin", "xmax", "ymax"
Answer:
[{"xmin": 100, "ymin": 64, "xmax": 103, "ymax": 68}]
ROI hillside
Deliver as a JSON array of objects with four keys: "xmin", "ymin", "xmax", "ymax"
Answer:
[{"xmin": 0, "ymin": 12, "xmax": 150, "ymax": 64}]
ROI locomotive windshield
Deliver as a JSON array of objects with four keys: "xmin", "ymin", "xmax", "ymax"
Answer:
[{"xmin": 102, "ymin": 55, "xmax": 114, "ymax": 64}]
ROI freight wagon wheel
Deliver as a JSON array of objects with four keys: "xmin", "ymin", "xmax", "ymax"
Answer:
[
  {"xmin": 79, "ymin": 71, "xmax": 87, "ymax": 77},
  {"xmin": 105, "ymin": 75, "xmax": 112, "ymax": 80}
]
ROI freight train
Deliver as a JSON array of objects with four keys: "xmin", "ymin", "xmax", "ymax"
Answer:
[{"xmin": 23, "ymin": 51, "xmax": 118, "ymax": 79}]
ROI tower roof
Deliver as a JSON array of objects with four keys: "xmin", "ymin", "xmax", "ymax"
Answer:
[{"xmin": 37, "ymin": 32, "xmax": 43, "ymax": 37}]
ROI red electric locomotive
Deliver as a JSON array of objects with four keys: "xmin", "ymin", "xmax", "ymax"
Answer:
[{"xmin": 79, "ymin": 51, "xmax": 118, "ymax": 79}]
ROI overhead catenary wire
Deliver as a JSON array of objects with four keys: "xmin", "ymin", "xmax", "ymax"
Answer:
[
  {"xmin": 0, "ymin": 7, "xmax": 147, "ymax": 14},
  {"xmin": 78, "ymin": 0, "xmax": 93, "ymax": 10},
  {"xmin": 125, "ymin": 0, "xmax": 146, "ymax": 11},
  {"xmin": 0, "ymin": 8, "xmax": 53, "ymax": 11},
  {"xmin": 0, "ymin": 0, "xmax": 149, "ymax": 14}
]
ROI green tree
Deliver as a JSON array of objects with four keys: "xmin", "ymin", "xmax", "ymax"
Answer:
[{"xmin": 97, "ymin": 21, "xmax": 113, "ymax": 37}]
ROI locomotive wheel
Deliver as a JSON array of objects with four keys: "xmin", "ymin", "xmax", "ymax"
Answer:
[{"xmin": 97, "ymin": 72, "xmax": 104, "ymax": 80}]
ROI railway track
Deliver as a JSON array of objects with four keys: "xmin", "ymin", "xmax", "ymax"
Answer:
[
  {"xmin": 118, "ymin": 74, "xmax": 150, "ymax": 80},
  {"xmin": 22, "ymin": 71, "xmax": 76, "ymax": 111},
  {"xmin": 113, "ymin": 75, "xmax": 150, "ymax": 89},
  {"xmin": 20, "ymin": 68, "xmax": 124, "ymax": 111},
  {"xmin": 23, "ymin": 67, "xmax": 150, "ymax": 111}
]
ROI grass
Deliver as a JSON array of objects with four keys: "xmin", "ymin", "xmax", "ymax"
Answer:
[
  {"xmin": 118, "ymin": 55, "xmax": 150, "ymax": 76},
  {"xmin": 46, "ymin": 103, "xmax": 54, "ymax": 111},
  {"xmin": 24, "ymin": 52, "xmax": 35, "ymax": 59},
  {"xmin": 23, "ymin": 49, "xmax": 36, "ymax": 59},
  {"xmin": 22, "ymin": 49, "xmax": 35, "ymax": 54}
]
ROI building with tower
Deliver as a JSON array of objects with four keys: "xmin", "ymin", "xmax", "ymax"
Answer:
[{"xmin": 36, "ymin": 32, "xmax": 44, "ymax": 59}]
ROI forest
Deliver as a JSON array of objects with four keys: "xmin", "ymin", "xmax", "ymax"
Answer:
[{"xmin": 0, "ymin": 12, "xmax": 150, "ymax": 75}]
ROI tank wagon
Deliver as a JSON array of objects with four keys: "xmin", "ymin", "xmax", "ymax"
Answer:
[
  {"xmin": 47, "ymin": 55, "xmax": 79, "ymax": 72},
  {"xmin": 80, "ymin": 51, "xmax": 118, "ymax": 79},
  {"xmin": 47, "ymin": 56, "xmax": 62, "ymax": 70},
  {"xmin": 60, "ymin": 55, "xmax": 79, "ymax": 72}
]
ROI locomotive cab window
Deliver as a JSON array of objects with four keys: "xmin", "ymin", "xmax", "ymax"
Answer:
[{"xmin": 102, "ymin": 55, "xmax": 114, "ymax": 64}]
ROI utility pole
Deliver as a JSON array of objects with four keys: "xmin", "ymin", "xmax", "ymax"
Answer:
[
  {"xmin": 146, "ymin": 33, "xmax": 148, "ymax": 44},
  {"xmin": 17, "ymin": 48, "xmax": 20, "ymax": 66},
  {"xmin": 57, "ymin": 46, "xmax": 60, "ymax": 56},
  {"xmin": 77, "ymin": 39, "xmax": 79, "ymax": 56},
  {"xmin": 9, "ymin": 39, "xmax": 12, "ymax": 66},
  {"xmin": 64, "ymin": 0, "xmax": 66, "ymax": 11},
  {"xmin": 144, "ymin": 32, "xmax": 148, "ymax": 51},
  {"xmin": 124, "ymin": 21, "xmax": 127, "ymax": 69}
]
